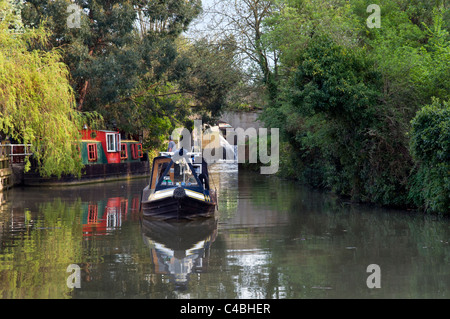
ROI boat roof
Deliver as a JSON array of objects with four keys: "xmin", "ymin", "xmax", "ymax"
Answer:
[
  {"xmin": 97, "ymin": 130, "xmax": 119, "ymax": 133},
  {"xmin": 159, "ymin": 151, "xmax": 202, "ymax": 157}
]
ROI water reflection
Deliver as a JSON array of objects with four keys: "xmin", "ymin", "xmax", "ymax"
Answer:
[
  {"xmin": 141, "ymin": 218, "xmax": 218, "ymax": 289},
  {"xmin": 0, "ymin": 181, "xmax": 147, "ymax": 299},
  {"xmin": 82, "ymin": 196, "xmax": 141, "ymax": 237},
  {"xmin": 0, "ymin": 165, "xmax": 449, "ymax": 299}
]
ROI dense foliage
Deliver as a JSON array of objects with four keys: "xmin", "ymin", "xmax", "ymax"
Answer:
[
  {"xmin": 19, "ymin": 0, "xmax": 241, "ymax": 151},
  {"xmin": 410, "ymin": 98, "xmax": 450, "ymax": 213},
  {"xmin": 0, "ymin": 0, "xmax": 100, "ymax": 177},
  {"xmin": 258, "ymin": 0, "xmax": 449, "ymax": 213}
]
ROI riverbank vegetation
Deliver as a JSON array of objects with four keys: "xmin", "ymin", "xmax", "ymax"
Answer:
[
  {"xmin": 247, "ymin": 0, "xmax": 449, "ymax": 214},
  {"xmin": 203, "ymin": 0, "xmax": 448, "ymax": 214},
  {"xmin": 0, "ymin": 0, "xmax": 101, "ymax": 178}
]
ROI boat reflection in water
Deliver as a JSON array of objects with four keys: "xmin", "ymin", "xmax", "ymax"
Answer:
[
  {"xmin": 141, "ymin": 217, "xmax": 218, "ymax": 289},
  {"xmin": 82, "ymin": 195, "xmax": 141, "ymax": 237}
]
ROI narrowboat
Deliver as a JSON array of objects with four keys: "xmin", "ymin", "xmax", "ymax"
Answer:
[
  {"xmin": 141, "ymin": 148, "xmax": 217, "ymax": 220},
  {"xmin": 22, "ymin": 129, "xmax": 150, "ymax": 186}
]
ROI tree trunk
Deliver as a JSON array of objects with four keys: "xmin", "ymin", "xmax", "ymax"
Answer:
[{"xmin": 77, "ymin": 47, "xmax": 95, "ymax": 111}]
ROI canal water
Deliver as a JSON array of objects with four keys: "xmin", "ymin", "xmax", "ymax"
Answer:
[{"xmin": 0, "ymin": 163, "xmax": 449, "ymax": 299}]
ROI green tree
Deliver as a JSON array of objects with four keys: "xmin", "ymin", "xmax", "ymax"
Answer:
[
  {"xmin": 22, "ymin": 0, "xmax": 142, "ymax": 111},
  {"xmin": 260, "ymin": 0, "xmax": 449, "ymax": 210},
  {"xmin": 21, "ymin": 0, "xmax": 200, "ymax": 109},
  {"xmin": 175, "ymin": 36, "xmax": 243, "ymax": 122},
  {"xmin": 410, "ymin": 98, "xmax": 450, "ymax": 214},
  {"xmin": 267, "ymin": 35, "xmax": 409, "ymax": 204},
  {"xmin": 20, "ymin": 0, "xmax": 240, "ymax": 150},
  {"xmin": 0, "ymin": 0, "xmax": 99, "ymax": 177}
]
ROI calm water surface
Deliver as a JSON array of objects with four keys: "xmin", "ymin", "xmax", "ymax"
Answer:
[{"xmin": 0, "ymin": 163, "xmax": 449, "ymax": 298}]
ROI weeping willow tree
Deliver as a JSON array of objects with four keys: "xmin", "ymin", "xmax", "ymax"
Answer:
[{"xmin": 0, "ymin": 0, "xmax": 100, "ymax": 177}]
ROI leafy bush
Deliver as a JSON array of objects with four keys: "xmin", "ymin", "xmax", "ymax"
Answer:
[
  {"xmin": 410, "ymin": 99, "xmax": 450, "ymax": 214},
  {"xmin": 273, "ymin": 35, "xmax": 414, "ymax": 205},
  {"xmin": 260, "ymin": 1, "xmax": 449, "ymax": 211}
]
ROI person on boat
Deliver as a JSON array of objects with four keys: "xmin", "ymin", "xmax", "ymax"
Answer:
[{"xmin": 167, "ymin": 136, "xmax": 176, "ymax": 152}]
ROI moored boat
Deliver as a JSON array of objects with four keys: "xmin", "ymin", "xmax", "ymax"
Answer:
[
  {"xmin": 141, "ymin": 149, "xmax": 217, "ymax": 220},
  {"xmin": 21, "ymin": 129, "xmax": 150, "ymax": 186}
]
